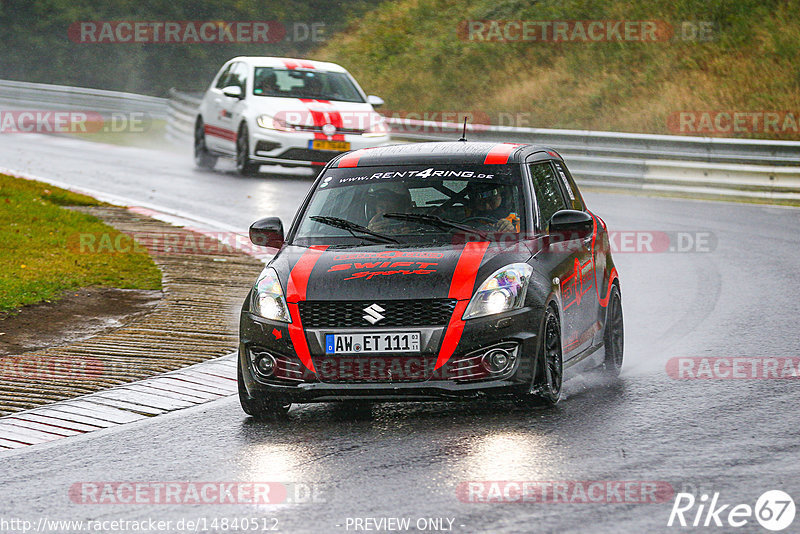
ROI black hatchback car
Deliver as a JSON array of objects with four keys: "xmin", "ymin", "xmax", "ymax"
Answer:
[{"xmin": 238, "ymin": 142, "xmax": 623, "ymax": 417}]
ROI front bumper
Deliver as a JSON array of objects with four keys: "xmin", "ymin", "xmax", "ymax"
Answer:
[
  {"xmin": 239, "ymin": 307, "xmax": 540, "ymax": 403},
  {"xmin": 250, "ymin": 129, "xmax": 391, "ymax": 167}
]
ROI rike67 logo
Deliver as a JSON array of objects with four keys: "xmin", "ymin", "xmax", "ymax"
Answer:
[{"xmin": 668, "ymin": 490, "xmax": 795, "ymax": 531}]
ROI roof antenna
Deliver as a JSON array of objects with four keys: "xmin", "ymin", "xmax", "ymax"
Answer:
[{"xmin": 458, "ymin": 116, "xmax": 468, "ymax": 142}]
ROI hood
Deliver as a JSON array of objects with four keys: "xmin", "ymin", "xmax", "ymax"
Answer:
[
  {"xmin": 247, "ymin": 97, "xmax": 381, "ymax": 132},
  {"xmin": 271, "ymin": 242, "xmax": 533, "ymax": 302}
]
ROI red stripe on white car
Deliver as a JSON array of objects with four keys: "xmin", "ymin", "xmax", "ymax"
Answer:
[
  {"xmin": 204, "ymin": 124, "xmax": 236, "ymax": 142},
  {"xmin": 300, "ymin": 98, "xmax": 346, "ymax": 141},
  {"xmin": 435, "ymin": 241, "xmax": 491, "ymax": 369}
]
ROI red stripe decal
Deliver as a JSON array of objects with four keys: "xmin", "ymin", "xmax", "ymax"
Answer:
[
  {"xmin": 587, "ymin": 211, "xmax": 617, "ymax": 307},
  {"xmin": 484, "ymin": 143, "xmax": 523, "ymax": 164},
  {"xmin": 298, "ymin": 60, "xmax": 315, "ymax": 69},
  {"xmin": 337, "ymin": 150, "xmax": 364, "ymax": 167},
  {"xmin": 285, "ymin": 245, "xmax": 328, "ymax": 373},
  {"xmin": 282, "ymin": 59, "xmax": 299, "ymax": 70},
  {"xmin": 204, "ymin": 124, "xmax": 236, "ymax": 142},
  {"xmin": 598, "ymin": 267, "xmax": 618, "ymax": 308},
  {"xmin": 300, "ymin": 98, "xmax": 346, "ymax": 141},
  {"xmin": 435, "ymin": 241, "xmax": 490, "ymax": 369}
]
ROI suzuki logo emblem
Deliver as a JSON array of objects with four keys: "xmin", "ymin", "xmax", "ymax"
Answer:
[{"xmin": 363, "ymin": 303, "xmax": 385, "ymax": 325}]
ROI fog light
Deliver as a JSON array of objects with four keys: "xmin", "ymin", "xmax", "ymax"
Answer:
[
  {"xmin": 255, "ymin": 353, "xmax": 276, "ymax": 377},
  {"xmin": 481, "ymin": 348, "xmax": 511, "ymax": 373}
]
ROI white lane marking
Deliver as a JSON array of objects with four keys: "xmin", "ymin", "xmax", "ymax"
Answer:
[{"xmin": 0, "ymin": 353, "xmax": 237, "ymax": 451}]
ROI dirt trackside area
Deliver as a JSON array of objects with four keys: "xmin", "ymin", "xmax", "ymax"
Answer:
[{"xmin": 0, "ymin": 205, "xmax": 264, "ymax": 416}]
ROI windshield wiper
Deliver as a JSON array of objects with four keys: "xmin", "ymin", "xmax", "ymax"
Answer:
[
  {"xmin": 382, "ymin": 213, "xmax": 490, "ymax": 240},
  {"xmin": 310, "ymin": 216, "xmax": 399, "ymax": 244}
]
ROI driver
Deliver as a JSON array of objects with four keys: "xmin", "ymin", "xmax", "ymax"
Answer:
[
  {"xmin": 366, "ymin": 183, "xmax": 413, "ymax": 233},
  {"xmin": 468, "ymin": 184, "xmax": 518, "ymax": 232}
]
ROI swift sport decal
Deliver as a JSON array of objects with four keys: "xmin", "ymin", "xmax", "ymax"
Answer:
[
  {"xmin": 435, "ymin": 241, "xmax": 490, "ymax": 369},
  {"xmin": 286, "ymin": 245, "xmax": 329, "ymax": 373},
  {"xmin": 330, "ymin": 261, "xmax": 441, "ymax": 281}
]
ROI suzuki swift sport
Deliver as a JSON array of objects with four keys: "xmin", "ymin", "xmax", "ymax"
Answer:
[{"xmin": 238, "ymin": 141, "xmax": 623, "ymax": 417}]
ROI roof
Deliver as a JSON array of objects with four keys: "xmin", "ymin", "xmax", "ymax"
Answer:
[
  {"xmin": 227, "ymin": 56, "xmax": 348, "ymax": 73},
  {"xmin": 330, "ymin": 142, "xmax": 562, "ymax": 168}
]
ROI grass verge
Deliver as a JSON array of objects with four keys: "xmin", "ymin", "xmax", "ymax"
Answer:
[{"xmin": 0, "ymin": 173, "xmax": 162, "ymax": 315}]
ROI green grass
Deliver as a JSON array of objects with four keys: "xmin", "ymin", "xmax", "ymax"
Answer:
[
  {"xmin": 0, "ymin": 174, "xmax": 162, "ymax": 314},
  {"xmin": 317, "ymin": 0, "xmax": 800, "ymax": 139}
]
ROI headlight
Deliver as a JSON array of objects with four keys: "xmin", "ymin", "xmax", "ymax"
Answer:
[
  {"xmin": 362, "ymin": 118, "xmax": 389, "ymax": 137},
  {"xmin": 256, "ymin": 114, "xmax": 294, "ymax": 132},
  {"xmin": 463, "ymin": 263, "xmax": 533, "ymax": 320},
  {"xmin": 252, "ymin": 267, "xmax": 291, "ymax": 322}
]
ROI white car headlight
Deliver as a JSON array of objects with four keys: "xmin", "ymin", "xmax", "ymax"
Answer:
[
  {"xmin": 463, "ymin": 263, "xmax": 533, "ymax": 320},
  {"xmin": 252, "ymin": 267, "xmax": 291, "ymax": 322},
  {"xmin": 256, "ymin": 114, "xmax": 294, "ymax": 132}
]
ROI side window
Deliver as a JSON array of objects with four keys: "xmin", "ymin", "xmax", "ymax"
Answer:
[
  {"xmin": 226, "ymin": 62, "xmax": 248, "ymax": 94},
  {"xmin": 529, "ymin": 163, "xmax": 567, "ymax": 227},
  {"xmin": 552, "ymin": 161, "xmax": 585, "ymax": 211},
  {"xmin": 214, "ymin": 64, "xmax": 233, "ymax": 89}
]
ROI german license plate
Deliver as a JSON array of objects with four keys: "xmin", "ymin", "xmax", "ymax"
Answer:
[
  {"xmin": 325, "ymin": 332, "xmax": 421, "ymax": 354},
  {"xmin": 310, "ymin": 139, "xmax": 350, "ymax": 151}
]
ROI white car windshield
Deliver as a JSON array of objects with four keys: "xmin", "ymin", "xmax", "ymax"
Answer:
[{"xmin": 253, "ymin": 67, "xmax": 365, "ymax": 103}]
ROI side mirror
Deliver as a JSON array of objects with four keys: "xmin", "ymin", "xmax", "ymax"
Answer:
[
  {"xmin": 249, "ymin": 217, "xmax": 284, "ymax": 248},
  {"xmin": 548, "ymin": 210, "xmax": 593, "ymax": 241},
  {"xmin": 367, "ymin": 95, "xmax": 384, "ymax": 108},
  {"xmin": 222, "ymin": 85, "xmax": 243, "ymax": 99}
]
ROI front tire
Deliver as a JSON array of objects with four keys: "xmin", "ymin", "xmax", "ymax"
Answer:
[
  {"xmin": 516, "ymin": 306, "xmax": 563, "ymax": 406},
  {"xmin": 602, "ymin": 285, "xmax": 624, "ymax": 377},
  {"xmin": 236, "ymin": 124, "xmax": 260, "ymax": 176},
  {"xmin": 194, "ymin": 119, "xmax": 217, "ymax": 170},
  {"xmin": 237, "ymin": 360, "xmax": 290, "ymax": 419}
]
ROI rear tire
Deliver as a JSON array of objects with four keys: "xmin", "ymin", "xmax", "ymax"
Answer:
[
  {"xmin": 236, "ymin": 124, "xmax": 260, "ymax": 176},
  {"xmin": 194, "ymin": 119, "xmax": 217, "ymax": 170},
  {"xmin": 237, "ymin": 360, "xmax": 290, "ymax": 419},
  {"xmin": 602, "ymin": 285, "xmax": 624, "ymax": 377}
]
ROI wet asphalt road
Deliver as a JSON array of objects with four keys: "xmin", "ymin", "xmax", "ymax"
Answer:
[{"xmin": 1, "ymin": 134, "xmax": 799, "ymax": 533}]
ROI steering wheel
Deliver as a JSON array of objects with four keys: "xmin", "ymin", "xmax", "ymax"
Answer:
[{"xmin": 463, "ymin": 216, "xmax": 497, "ymax": 227}]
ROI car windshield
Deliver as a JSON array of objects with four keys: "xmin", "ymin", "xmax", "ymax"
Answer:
[
  {"xmin": 252, "ymin": 67, "xmax": 365, "ymax": 103},
  {"xmin": 293, "ymin": 164, "xmax": 527, "ymax": 245}
]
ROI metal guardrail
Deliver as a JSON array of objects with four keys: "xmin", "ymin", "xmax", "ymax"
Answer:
[
  {"xmin": 0, "ymin": 79, "xmax": 168, "ymax": 118},
  {"xmin": 2, "ymin": 78, "xmax": 798, "ymax": 204},
  {"xmin": 164, "ymin": 88, "xmax": 800, "ymax": 203}
]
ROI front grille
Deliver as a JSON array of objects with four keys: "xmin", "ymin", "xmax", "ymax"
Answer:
[
  {"xmin": 294, "ymin": 124, "xmax": 365, "ymax": 135},
  {"xmin": 278, "ymin": 148, "xmax": 342, "ymax": 162},
  {"xmin": 299, "ymin": 299, "xmax": 457, "ymax": 328}
]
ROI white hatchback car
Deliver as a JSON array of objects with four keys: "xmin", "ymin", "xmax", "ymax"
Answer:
[{"xmin": 194, "ymin": 56, "xmax": 391, "ymax": 175}]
